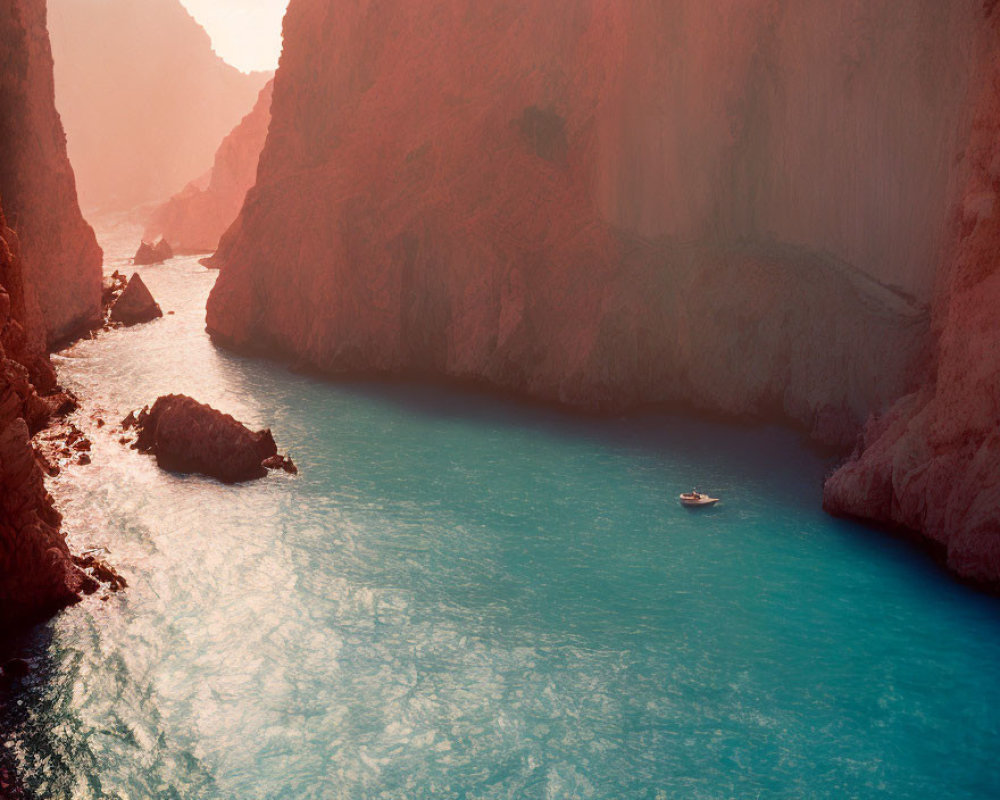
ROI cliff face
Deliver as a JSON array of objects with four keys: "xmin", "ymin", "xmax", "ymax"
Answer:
[
  {"xmin": 824, "ymin": 15, "xmax": 1000, "ymax": 587},
  {"xmin": 0, "ymin": 0, "xmax": 102, "ymax": 347},
  {"xmin": 48, "ymin": 0, "xmax": 272, "ymax": 212},
  {"xmin": 0, "ymin": 202, "xmax": 84, "ymax": 629},
  {"xmin": 208, "ymin": 0, "xmax": 985, "ymax": 448},
  {"xmin": 145, "ymin": 80, "xmax": 274, "ymax": 252}
]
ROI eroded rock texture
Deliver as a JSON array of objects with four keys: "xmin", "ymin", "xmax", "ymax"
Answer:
[
  {"xmin": 48, "ymin": 0, "xmax": 272, "ymax": 211},
  {"xmin": 147, "ymin": 80, "xmax": 275, "ymax": 253},
  {"xmin": 0, "ymin": 204, "xmax": 84, "ymax": 630},
  {"xmin": 206, "ymin": 0, "xmax": 991, "ymax": 449},
  {"xmin": 0, "ymin": 0, "xmax": 102, "ymax": 347},
  {"xmin": 129, "ymin": 395, "xmax": 292, "ymax": 484},
  {"xmin": 825, "ymin": 14, "xmax": 1000, "ymax": 587}
]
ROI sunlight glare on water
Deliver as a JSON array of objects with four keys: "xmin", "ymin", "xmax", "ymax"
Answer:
[{"xmin": 4, "ymin": 218, "xmax": 1000, "ymax": 799}]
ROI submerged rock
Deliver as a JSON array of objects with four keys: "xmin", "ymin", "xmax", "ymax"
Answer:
[
  {"xmin": 262, "ymin": 454, "xmax": 298, "ymax": 475},
  {"xmin": 110, "ymin": 273, "xmax": 162, "ymax": 326},
  {"xmin": 133, "ymin": 239, "xmax": 173, "ymax": 266},
  {"xmin": 128, "ymin": 394, "xmax": 294, "ymax": 483}
]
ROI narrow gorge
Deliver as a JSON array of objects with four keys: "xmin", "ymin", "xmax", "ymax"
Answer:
[
  {"xmin": 3, "ymin": 1, "xmax": 1000, "ymax": 797},
  {"xmin": 207, "ymin": 0, "xmax": 1000, "ymax": 582}
]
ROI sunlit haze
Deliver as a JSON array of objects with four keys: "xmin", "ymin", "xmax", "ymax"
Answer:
[
  {"xmin": 180, "ymin": 0, "xmax": 288, "ymax": 72},
  {"xmin": 4, "ymin": 1, "xmax": 1000, "ymax": 798}
]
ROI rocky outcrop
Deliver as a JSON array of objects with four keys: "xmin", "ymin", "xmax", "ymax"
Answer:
[
  {"xmin": 126, "ymin": 395, "xmax": 294, "ymax": 483},
  {"xmin": 146, "ymin": 80, "xmax": 274, "ymax": 253},
  {"xmin": 133, "ymin": 239, "xmax": 173, "ymax": 266},
  {"xmin": 48, "ymin": 0, "xmax": 272, "ymax": 212},
  {"xmin": 824, "ymin": 14, "xmax": 1000, "ymax": 587},
  {"xmin": 0, "ymin": 0, "xmax": 102, "ymax": 347},
  {"xmin": 110, "ymin": 274, "xmax": 162, "ymax": 326},
  {"xmin": 0, "ymin": 202, "xmax": 88, "ymax": 630},
  {"xmin": 207, "ymin": 0, "xmax": 991, "ymax": 448},
  {"xmin": 101, "ymin": 270, "xmax": 128, "ymax": 309}
]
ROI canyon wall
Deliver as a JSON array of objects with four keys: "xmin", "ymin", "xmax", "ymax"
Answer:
[
  {"xmin": 209, "ymin": 0, "xmax": 986, "ymax": 450},
  {"xmin": 48, "ymin": 0, "xmax": 272, "ymax": 212},
  {"xmin": 0, "ymin": 200, "xmax": 85, "ymax": 629},
  {"xmin": 825, "ymin": 12, "xmax": 1000, "ymax": 587},
  {"xmin": 0, "ymin": 0, "xmax": 102, "ymax": 347},
  {"xmin": 145, "ymin": 80, "xmax": 274, "ymax": 253}
]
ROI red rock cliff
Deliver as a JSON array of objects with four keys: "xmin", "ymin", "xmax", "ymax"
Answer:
[
  {"xmin": 0, "ymin": 0, "xmax": 102, "ymax": 347},
  {"xmin": 0, "ymin": 200, "xmax": 86, "ymax": 629},
  {"xmin": 208, "ymin": 0, "xmax": 986, "ymax": 449},
  {"xmin": 47, "ymin": 0, "xmax": 272, "ymax": 212},
  {"xmin": 824, "ymin": 14, "xmax": 1000, "ymax": 587},
  {"xmin": 145, "ymin": 80, "xmax": 274, "ymax": 252}
]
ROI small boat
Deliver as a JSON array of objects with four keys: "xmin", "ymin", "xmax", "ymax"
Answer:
[{"xmin": 679, "ymin": 489, "xmax": 719, "ymax": 508}]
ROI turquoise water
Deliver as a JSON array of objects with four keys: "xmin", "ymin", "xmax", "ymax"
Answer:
[{"xmin": 3, "ymin": 223, "xmax": 1000, "ymax": 798}]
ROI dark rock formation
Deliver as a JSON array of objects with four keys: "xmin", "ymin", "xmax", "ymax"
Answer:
[
  {"xmin": 825, "ymin": 14, "xmax": 1000, "ymax": 588},
  {"xmin": 262, "ymin": 454, "xmax": 298, "ymax": 475},
  {"xmin": 127, "ymin": 395, "xmax": 294, "ymax": 483},
  {"xmin": 147, "ymin": 80, "xmax": 274, "ymax": 253},
  {"xmin": 133, "ymin": 239, "xmax": 172, "ymax": 266},
  {"xmin": 109, "ymin": 273, "xmax": 163, "ymax": 326},
  {"xmin": 48, "ymin": 0, "xmax": 272, "ymax": 211},
  {"xmin": 101, "ymin": 270, "xmax": 128, "ymax": 307},
  {"xmin": 0, "ymin": 0, "xmax": 102, "ymax": 347}
]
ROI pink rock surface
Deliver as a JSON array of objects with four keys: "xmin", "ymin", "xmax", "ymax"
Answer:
[
  {"xmin": 0, "ymin": 202, "xmax": 87, "ymax": 629},
  {"xmin": 0, "ymin": 0, "xmax": 102, "ymax": 347},
  {"xmin": 146, "ymin": 80, "xmax": 274, "ymax": 253},
  {"xmin": 48, "ymin": 0, "xmax": 272, "ymax": 212},
  {"xmin": 207, "ymin": 0, "xmax": 989, "ymax": 448},
  {"xmin": 825, "ymin": 15, "xmax": 1000, "ymax": 587}
]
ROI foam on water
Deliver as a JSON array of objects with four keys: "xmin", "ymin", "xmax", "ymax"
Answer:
[{"xmin": 3, "ymin": 220, "xmax": 1000, "ymax": 799}]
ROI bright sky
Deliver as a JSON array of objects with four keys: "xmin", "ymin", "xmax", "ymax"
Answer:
[{"xmin": 180, "ymin": 0, "xmax": 289, "ymax": 73}]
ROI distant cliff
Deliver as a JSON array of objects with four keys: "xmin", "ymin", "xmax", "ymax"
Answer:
[
  {"xmin": 48, "ymin": 0, "xmax": 272, "ymax": 212},
  {"xmin": 0, "ymin": 0, "xmax": 102, "ymax": 347},
  {"xmin": 825, "ymin": 12, "xmax": 1000, "ymax": 588},
  {"xmin": 146, "ymin": 80, "xmax": 274, "ymax": 252}
]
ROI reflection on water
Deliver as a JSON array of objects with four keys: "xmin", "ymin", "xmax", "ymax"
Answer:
[{"xmin": 3, "ymin": 219, "xmax": 1000, "ymax": 799}]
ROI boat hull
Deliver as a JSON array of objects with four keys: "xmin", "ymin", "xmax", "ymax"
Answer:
[{"xmin": 679, "ymin": 497, "xmax": 720, "ymax": 508}]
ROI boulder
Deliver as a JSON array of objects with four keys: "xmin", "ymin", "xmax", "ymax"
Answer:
[
  {"xmin": 128, "ymin": 394, "xmax": 293, "ymax": 483},
  {"xmin": 133, "ymin": 239, "xmax": 173, "ymax": 265},
  {"xmin": 110, "ymin": 273, "xmax": 162, "ymax": 326},
  {"xmin": 133, "ymin": 241, "xmax": 157, "ymax": 265},
  {"xmin": 153, "ymin": 239, "xmax": 173, "ymax": 261}
]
